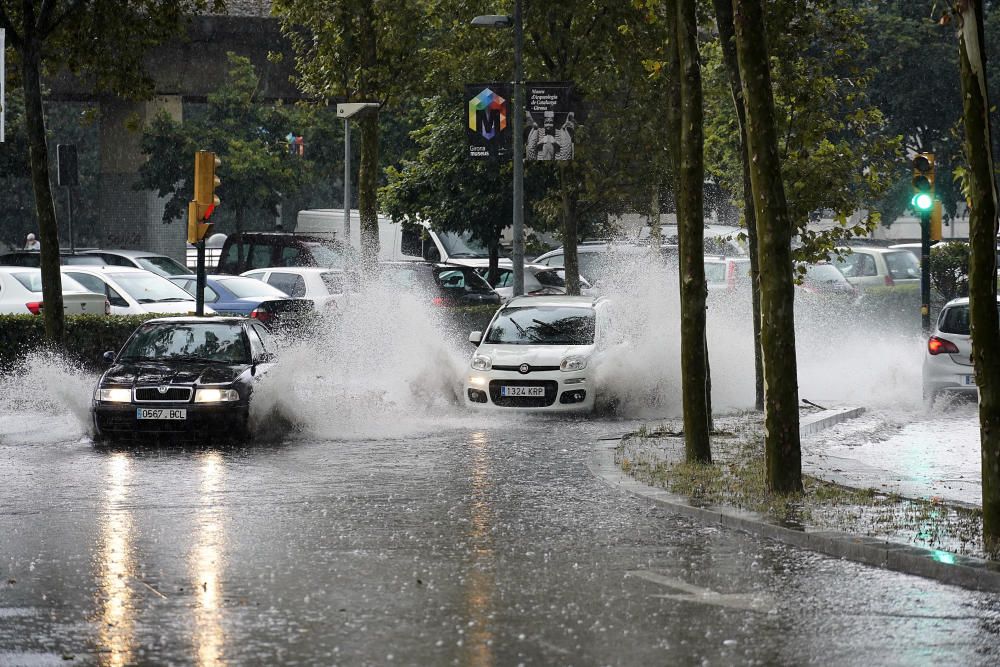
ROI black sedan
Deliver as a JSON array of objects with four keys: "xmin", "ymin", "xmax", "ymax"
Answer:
[
  {"xmin": 91, "ymin": 317, "xmax": 276, "ymax": 441},
  {"xmin": 379, "ymin": 262, "xmax": 501, "ymax": 307}
]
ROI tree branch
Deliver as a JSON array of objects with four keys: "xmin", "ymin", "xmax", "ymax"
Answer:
[
  {"xmin": 0, "ymin": 3, "xmax": 24, "ymax": 46},
  {"xmin": 43, "ymin": 0, "xmax": 88, "ymax": 39}
]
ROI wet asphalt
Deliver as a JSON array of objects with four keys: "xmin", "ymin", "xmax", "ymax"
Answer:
[{"xmin": 2, "ymin": 417, "xmax": 1000, "ymax": 666}]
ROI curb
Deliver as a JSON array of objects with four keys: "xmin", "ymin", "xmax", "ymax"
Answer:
[
  {"xmin": 591, "ymin": 409, "xmax": 1000, "ymax": 594},
  {"xmin": 799, "ymin": 406, "xmax": 866, "ymax": 436}
]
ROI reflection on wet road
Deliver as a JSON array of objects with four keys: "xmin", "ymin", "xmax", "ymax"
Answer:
[{"xmin": 1, "ymin": 416, "xmax": 999, "ymax": 665}]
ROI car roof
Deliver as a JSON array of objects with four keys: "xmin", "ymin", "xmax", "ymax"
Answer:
[
  {"xmin": 79, "ymin": 249, "xmax": 174, "ymax": 258},
  {"xmin": 61, "ymin": 265, "xmax": 155, "ymax": 274},
  {"xmin": 141, "ymin": 316, "xmax": 249, "ymax": 325},
  {"xmin": 943, "ymin": 296, "xmax": 1000, "ymax": 307},
  {"xmin": 504, "ymin": 294, "xmax": 600, "ymax": 309}
]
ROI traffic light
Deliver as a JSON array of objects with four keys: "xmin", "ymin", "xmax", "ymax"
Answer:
[
  {"xmin": 930, "ymin": 200, "xmax": 943, "ymax": 241},
  {"xmin": 188, "ymin": 150, "xmax": 221, "ymax": 244},
  {"xmin": 910, "ymin": 152, "xmax": 935, "ymax": 212}
]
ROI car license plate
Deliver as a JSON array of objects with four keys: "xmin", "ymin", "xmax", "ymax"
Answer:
[
  {"xmin": 964, "ymin": 375, "xmax": 976, "ymax": 386},
  {"xmin": 501, "ymin": 386, "xmax": 545, "ymax": 397},
  {"xmin": 136, "ymin": 408, "xmax": 187, "ymax": 420}
]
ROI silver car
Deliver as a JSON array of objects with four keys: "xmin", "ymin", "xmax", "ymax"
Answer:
[{"xmin": 922, "ymin": 296, "xmax": 1000, "ymax": 401}]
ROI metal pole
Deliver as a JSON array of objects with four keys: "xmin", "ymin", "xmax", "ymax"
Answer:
[
  {"xmin": 511, "ymin": 0, "xmax": 525, "ymax": 296},
  {"xmin": 66, "ymin": 186, "xmax": 75, "ymax": 253},
  {"xmin": 343, "ymin": 119, "xmax": 352, "ymax": 244},
  {"xmin": 921, "ymin": 210, "xmax": 931, "ymax": 333},
  {"xmin": 196, "ymin": 240, "xmax": 206, "ymax": 317}
]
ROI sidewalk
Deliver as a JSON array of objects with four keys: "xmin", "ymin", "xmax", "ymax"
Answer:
[{"xmin": 596, "ymin": 406, "xmax": 1000, "ymax": 593}]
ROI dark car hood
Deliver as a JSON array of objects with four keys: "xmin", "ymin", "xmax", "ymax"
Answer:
[{"xmin": 103, "ymin": 360, "xmax": 247, "ymax": 386}]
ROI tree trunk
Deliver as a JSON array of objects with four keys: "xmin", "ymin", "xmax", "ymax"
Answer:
[
  {"xmin": 676, "ymin": 0, "xmax": 711, "ymax": 463},
  {"xmin": 559, "ymin": 162, "xmax": 581, "ymax": 296},
  {"xmin": 663, "ymin": 3, "xmax": 681, "ymax": 192},
  {"xmin": 488, "ymin": 236, "xmax": 500, "ymax": 287},
  {"xmin": 713, "ymin": 0, "xmax": 764, "ymax": 411},
  {"xmin": 358, "ymin": 113, "xmax": 380, "ymax": 268},
  {"xmin": 958, "ymin": 0, "xmax": 1000, "ymax": 557},
  {"xmin": 734, "ymin": 0, "xmax": 801, "ymax": 493},
  {"xmin": 21, "ymin": 38, "xmax": 64, "ymax": 343}
]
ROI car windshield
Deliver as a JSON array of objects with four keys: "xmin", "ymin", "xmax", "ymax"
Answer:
[
  {"xmin": 302, "ymin": 242, "xmax": 351, "ymax": 270},
  {"xmin": 486, "ymin": 306, "xmax": 595, "ymax": 345},
  {"xmin": 803, "ymin": 263, "xmax": 847, "ymax": 283},
  {"xmin": 137, "ymin": 256, "xmax": 190, "ymax": 276},
  {"xmin": 433, "ymin": 267, "xmax": 493, "ymax": 291},
  {"xmin": 534, "ymin": 269, "xmax": 566, "ymax": 288},
  {"xmin": 218, "ymin": 277, "xmax": 289, "ymax": 298},
  {"xmin": 111, "ymin": 273, "xmax": 195, "ymax": 303},
  {"xmin": 885, "ymin": 251, "xmax": 920, "ymax": 279},
  {"xmin": 437, "ymin": 231, "xmax": 490, "ymax": 258},
  {"xmin": 120, "ymin": 323, "xmax": 248, "ymax": 363},
  {"xmin": 13, "ymin": 271, "xmax": 90, "ymax": 293}
]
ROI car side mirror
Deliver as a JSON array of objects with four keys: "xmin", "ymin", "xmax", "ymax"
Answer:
[
  {"xmin": 103, "ymin": 351, "xmax": 116, "ymax": 364},
  {"xmin": 469, "ymin": 331, "xmax": 483, "ymax": 346}
]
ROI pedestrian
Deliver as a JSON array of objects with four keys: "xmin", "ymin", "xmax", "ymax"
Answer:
[{"xmin": 24, "ymin": 233, "xmax": 40, "ymax": 251}]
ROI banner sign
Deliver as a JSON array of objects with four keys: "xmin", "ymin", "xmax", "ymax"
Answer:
[
  {"xmin": 465, "ymin": 82, "xmax": 511, "ymax": 159},
  {"xmin": 525, "ymin": 82, "xmax": 575, "ymax": 161}
]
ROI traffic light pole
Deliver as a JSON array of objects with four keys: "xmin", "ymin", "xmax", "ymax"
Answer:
[
  {"xmin": 196, "ymin": 240, "xmax": 206, "ymax": 317},
  {"xmin": 921, "ymin": 211, "xmax": 931, "ymax": 334}
]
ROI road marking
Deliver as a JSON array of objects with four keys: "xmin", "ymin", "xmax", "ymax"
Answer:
[{"xmin": 626, "ymin": 570, "xmax": 775, "ymax": 613}]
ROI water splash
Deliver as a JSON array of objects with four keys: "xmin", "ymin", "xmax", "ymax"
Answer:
[{"xmin": 0, "ymin": 350, "xmax": 98, "ymax": 442}]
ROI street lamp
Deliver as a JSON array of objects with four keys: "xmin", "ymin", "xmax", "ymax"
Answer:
[
  {"xmin": 336, "ymin": 102, "xmax": 381, "ymax": 244},
  {"xmin": 472, "ymin": 1, "xmax": 525, "ymax": 296}
]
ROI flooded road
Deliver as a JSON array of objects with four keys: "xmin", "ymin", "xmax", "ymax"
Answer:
[{"xmin": 2, "ymin": 414, "xmax": 999, "ymax": 666}]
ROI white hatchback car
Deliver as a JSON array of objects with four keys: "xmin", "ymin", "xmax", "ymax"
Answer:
[
  {"xmin": 922, "ymin": 296, "xmax": 1000, "ymax": 401},
  {"xmin": 465, "ymin": 295, "xmax": 609, "ymax": 412},
  {"xmin": 61, "ymin": 266, "xmax": 213, "ymax": 316},
  {"xmin": 0, "ymin": 267, "xmax": 108, "ymax": 315},
  {"xmin": 240, "ymin": 266, "xmax": 352, "ymax": 309}
]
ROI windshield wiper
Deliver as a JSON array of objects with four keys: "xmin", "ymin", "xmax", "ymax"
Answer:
[{"xmin": 531, "ymin": 318, "xmax": 563, "ymax": 333}]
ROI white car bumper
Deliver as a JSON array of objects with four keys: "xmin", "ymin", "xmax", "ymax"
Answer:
[
  {"xmin": 465, "ymin": 369, "xmax": 594, "ymax": 412},
  {"xmin": 922, "ymin": 356, "xmax": 977, "ymax": 397}
]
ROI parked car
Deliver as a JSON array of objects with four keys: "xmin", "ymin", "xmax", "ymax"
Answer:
[
  {"xmin": 169, "ymin": 275, "xmax": 313, "ymax": 328},
  {"xmin": 533, "ymin": 242, "xmax": 677, "ymax": 284},
  {"xmin": 91, "ymin": 317, "xmax": 277, "ymax": 440},
  {"xmin": 78, "ymin": 249, "xmax": 190, "ymax": 277},
  {"xmin": 922, "ymin": 296, "xmax": 1000, "ymax": 401},
  {"xmin": 0, "ymin": 250, "xmax": 106, "ymax": 267},
  {"xmin": 240, "ymin": 266, "xmax": 354, "ymax": 310},
  {"xmin": 465, "ymin": 294, "xmax": 610, "ymax": 412},
  {"xmin": 379, "ymin": 262, "xmax": 501, "ymax": 307},
  {"xmin": 704, "ymin": 256, "xmax": 751, "ymax": 292},
  {"xmin": 475, "ymin": 264, "xmax": 594, "ymax": 301},
  {"xmin": 795, "ymin": 261, "xmax": 861, "ymax": 302},
  {"xmin": 61, "ymin": 266, "xmax": 211, "ymax": 315},
  {"xmin": 832, "ymin": 247, "xmax": 920, "ymax": 290},
  {"xmin": 0, "ymin": 267, "xmax": 109, "ymax": 315},
  {"xmin": 215, "ymin": 232, "xmax": 355, "ymax": 275}
]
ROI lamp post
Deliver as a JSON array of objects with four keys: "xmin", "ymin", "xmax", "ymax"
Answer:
[
  {"xmin": 336, "ymin": 102, "xmax": 381, "ymax": 244},
  {"xmin": 472, "ymin": 2, "xmax": 525, "ymax": 296}
]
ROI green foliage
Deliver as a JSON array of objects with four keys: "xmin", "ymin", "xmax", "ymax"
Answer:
[
  {"xmin": 134, "ymin": 53, "xmax": 329, "ymax": 234},
  {"xmin": 929, "ymin": 241, "xmax": 971, "ymax": 301},
  {"xmin": 0, "ymin": 314, "xmax": 166, "ymax": 371},
  {"xmin": 703, "ymin": 0, "xmax": 902, "ymax": 260}
]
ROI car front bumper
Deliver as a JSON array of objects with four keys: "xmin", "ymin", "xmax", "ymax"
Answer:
[
  {"xmin": 92, "ymin": 401, "xmax": 250, "ymax": 440},
  {"xmin": 465, "ymin": 370, "xmax": 594, "ymax": 412}
]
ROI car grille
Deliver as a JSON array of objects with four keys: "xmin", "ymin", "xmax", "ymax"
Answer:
[
  {"xmin": 492, "ymin": 365, "xmax": 560, "ymax": 373},
  {"xmin": 134, "ymin": 386, "xmax": 192, "ymax": 403},
  {"xmin": 488, "ymin": 380, "xmax": 558, "ymax": 407}
]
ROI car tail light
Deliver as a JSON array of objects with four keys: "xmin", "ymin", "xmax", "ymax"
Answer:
[
  {"xmin": 432, "ymin": 297, "xmax": 446, "ymax": 307},
  {"xmin": 25, "ymin": 302, "xmax": 42, "ymax": 315},
  {"xmin": 928, "ymin": 336, "xmax": 960, "ymax": 355},
  {"xmin": 250, "ymin": 308, "xmax": 274, "ymax": 324},
  {"xmin": 726, "ymin": 261, "xmax": 736, "ymax": 290},
  {"xmin": 884, "ymin": 274, "xmax": 895, "ymax": 287}
]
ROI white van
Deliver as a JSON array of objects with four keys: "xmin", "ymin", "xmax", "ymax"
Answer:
[{"xmin": 295, "ymin": 209, "xmax": 511, "ymax": 269}]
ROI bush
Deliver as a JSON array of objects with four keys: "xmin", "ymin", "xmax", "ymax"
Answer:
[
  {"xmin": 929, "ymin": 242, "xmax": 970, "ymax": 301},
  {"xmin": 0, "ymin": 314, "xmax": 166, "ymax": 371}
]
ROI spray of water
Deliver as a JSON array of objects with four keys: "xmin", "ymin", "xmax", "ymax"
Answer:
[{"xmin": 0, "ymin": 350, "xmax": 98, "ymax": 442}]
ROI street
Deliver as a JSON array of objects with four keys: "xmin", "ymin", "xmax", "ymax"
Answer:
[{"xmin": 2, "ymin": 412, "xmax": 999, "ymax": 666}]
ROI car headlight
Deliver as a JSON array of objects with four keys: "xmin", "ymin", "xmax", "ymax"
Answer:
[
  {"xmin": 560, "ymin": 355, "xmax": 588, "ymax": 372},
  {"xmin": 470, "ymin": 354, "xmax": 492, "ymax": 371},
  {"xmin": 194, "ymin": 388, "xmax": 240, "ymax": 403},
  {"xmin": 99, "ymin": 387, "xmax": 132, "ymax": 403}
]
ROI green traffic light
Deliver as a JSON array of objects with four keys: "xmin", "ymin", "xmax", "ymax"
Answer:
[{"xmin": 912, "ymin": 193, "xmax": 933, "ymax": 211}]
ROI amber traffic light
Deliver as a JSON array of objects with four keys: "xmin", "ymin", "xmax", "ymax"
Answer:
[{"xmin": 188, "ymin": 151, "xmax": 221, "ymax": 244}]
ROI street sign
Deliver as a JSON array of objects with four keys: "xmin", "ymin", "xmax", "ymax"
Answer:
[
  {"xmin": 466, "ymin": 83, "xmax": 511, "ymax": 159},
  {"xmin": 525, "ymin": 82, "xmax": 575, "ymax": 161}
]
